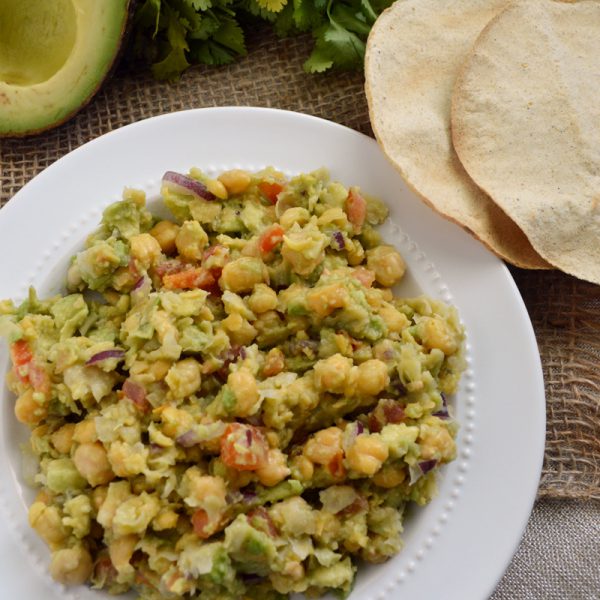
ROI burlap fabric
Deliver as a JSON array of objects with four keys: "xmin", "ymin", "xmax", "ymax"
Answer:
[{"xmin": 1, "ymin": 26, "xmax": 599, "ymax": 499}]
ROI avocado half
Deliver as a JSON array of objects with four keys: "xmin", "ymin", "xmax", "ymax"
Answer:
[{"xmin": 0, "ymin": 0, "xmax": 132, "ymax": 137}]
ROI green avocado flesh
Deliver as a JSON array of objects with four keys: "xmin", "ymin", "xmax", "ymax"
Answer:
[{"xmin": 0, "ymin": 0, "xmax": 130, "ymax": 137}]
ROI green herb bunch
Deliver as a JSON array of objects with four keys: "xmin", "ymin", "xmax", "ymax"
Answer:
[{"xmin": 132, "ymin": 0, "xmax": 395, "ymax": 80}]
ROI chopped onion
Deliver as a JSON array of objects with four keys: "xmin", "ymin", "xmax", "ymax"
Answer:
[
  {"xmin": 320, "ymin": 485, "xmax": 359, "ymax": 514},
  {"xmin": 149, "ymin": 443, "xmax": 163, "ymax": 456},
  {"xmin": 241, "ymin": 488, "xmax": 258, "ymax": 504},
  {"xmin": 133, "ymin": 277, "xmax": 145, "ymax": 290},
  {"xmin": 122, "ymin": 379, "xmax": 150, "ymax": 412},
  {"xmin": 418, "ymin": 459, "xmax": 438, "ymax": 475},
  {"xmin": 86, "ymin": 349, "xmax": 125, "ymax": 366},
  {"xmin": 433, "ymin": 393, "xmax": 450, "ymax": 419},
  {"xmin": 162, "ymin": 171, "xmax": 216, "ymax": 201},
  {"xmin": 331, "ymin": 230, "xmax": 345, "ymax": 251},
  {"xmin": 177, "ymin": 430, "xmax": 200, "ymax": 448},
  {"xmin": 275, "ymin": 194, "xmax": 298, "ymax": 218}
]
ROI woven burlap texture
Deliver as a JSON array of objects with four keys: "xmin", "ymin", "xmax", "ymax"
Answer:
[{"xmin": 1, "ymin": 27, "xmax": 599, "ymax": 500}]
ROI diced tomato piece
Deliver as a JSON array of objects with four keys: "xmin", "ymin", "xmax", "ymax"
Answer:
[
  {"xmin": 10, "ymin": 340, "xmax": 33, "ymax": 368},
  {"xmin": 10, "ymin": 340, "xmax": 36, "ymax": 385},
  {"xmin": 258, "ymin": 224, "xmax": 285, "ymax": 254},
  {"xmin": 346, "ymin": 187, "xmax": 367, "ymax": 233},
  {"xmin": 258, "ymin": 181, "xmax": 285, "ymax": 204},
  {"xmin": 383, "ymin": 402, "xmax": 405, "ymax": 424},
  {"xmin": 28, "ymin": 364, "xmax": 50, "ymax": 395},
  {"xmin": 192, "ymin": 509, "xmax": 211, "ymax": 538},
  {"xmin": 327, "ymin": 453, "xmax": 346, "ymax": 480},
  {"xmin": 220, "ymin": 423, "xmax": 268, "ymax": 471},
  {"xmin": 162, "ymin": 267, "xmax": 215, "ymax": 290}
]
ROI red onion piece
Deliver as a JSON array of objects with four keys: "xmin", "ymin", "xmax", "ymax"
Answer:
[
  {"xmin": 162, "ymin": 171, "xmax": 216, "ymax": 201},
  {"xmin": 86, "ymin": 349, "xmax": 125, "ymax": 366},
  {"xmin": 432, "ymin": 393, "xmax": 450, "ymax": 419},
  {"xmin": 122, "ymin": 379, "xmax": 150, "ymax": 412},
  {"xmin": 355, "ymin": 421, "xmax": 365, "ymax": 435},
  {"xmin": 331, "ymin": 230, "xmax": 345, "ymax": 251},
  {"xmin": 177, "ymin": 430, "xmax": 200, "ymax": 448},
  {"xmin": 242, "ymin": 488, "xmax": 258, "ymax": 504},
  {"xmin": 418, "ymin": 459, "xmax": 438, "ymax": 475},
  {"xmin": 133, "ymin": 277, "xmax": 145, "ymax": 290}
]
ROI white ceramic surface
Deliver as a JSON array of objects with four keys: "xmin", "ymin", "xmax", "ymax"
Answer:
[{"xmin": 0, "ymin": 107, "xmax": 545, "ymax": 600}]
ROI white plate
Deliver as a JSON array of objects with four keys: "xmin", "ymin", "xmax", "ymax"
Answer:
[{"xmin": 0, "ymin": 107, "xmax": 545, "ymax": 600}]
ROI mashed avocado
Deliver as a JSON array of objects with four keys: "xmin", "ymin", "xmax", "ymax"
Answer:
[{"xmin": 0, "ymin": 167, "xmax": 465, "ymax": 598}]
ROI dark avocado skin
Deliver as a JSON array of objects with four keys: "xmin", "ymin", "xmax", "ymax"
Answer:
[{"xmin": 1, "ymin": 0, "xmax": 136, "ymax": 138}]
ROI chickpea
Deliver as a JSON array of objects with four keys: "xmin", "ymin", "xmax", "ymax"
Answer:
[
  {"xmin": 206, "ymin": 178, "xmax": 228, "ymax": 200},
  {"xmin": 346, "ymin": 239, "xmax": 365, "ymax": 266},
  {"xmin": 218, "ymin": 169, "xmax": 252, "ymax": 195},
  {"xmin": 220, "ymin": 257, "xmax": 269, "ymax": 293},
  {"xmin": 366, "ymin": 245, "xmax": 406, "ymax": 287},
  {"xmin": 346, "ymin": 434, "xmax": 389, "ymax": 476},
  {"xmin": 419, "ymin": 423, "xmax": 456, "ymax": 461},
  {"xmin": 28, "ymin": 502, "xmax": 67, "ymax": 547},
  {"xmin": 247, "ymin": 283, "xmax": 278, "ymax": 314},
  {"xmin": 72, "ymin": 418, "xmax": 97, "ymax": 444},
  {"xmin": 175, "ymin": 220, "xmax": 209, "ymax": 261},
  {"xmin": 108, "ymin": 441, "xmax": 147, "ymax": 478},
  {"xmin": 372, "ymin": 464, "xmax": 407, "ymax": 488},
  {"xmin": 130, "ymin": 233, "xmax": 162, "ymax": 269},
  {"xmin": 73, "ymin": 442, "xmax": 115, "ymax": 486},
  {"xmin": 256, "ymin": 449, "xmax": 290, "ymax": 486},
  {"xmin": 66, "ymin": 263, "xmax": 83, "ymax": 290},
  {"xmin": 150, "ymin": 359, "xmax": 172, "ymax": 381},
  {"xmin": 51, "ymin": 423, "xmax": 76, "ymax": 454},
  {"xmin": 221, "ymin": 313, "xmax": 258, "ymax": 346},
  {"xmin": 304, "ymin": 427, "xmax": 343, "ymax": 465},
  {"xmin": 160, "ymin": 405, "xmax": 196, "ymax": 438},
  {"xmin": 418, "ymin": 317, "xmax": 458, "ymax": 355},
  {"xmin": 355, "ymin": 359, "xmax": 389, "ymax": 396},
  {"xmin": 165, "ymin": 358, "xmax": 202, "ymax": 399},
  {"xmin": 263, "ymin": 348, "xmax": 285, "ymax": 377},
  {"xmin": 306, "ymin": 283, "xmax": 348, "ymax": 318},
  {"xmin": 279, "ymin": 207, "xmax": 310, "ymax": 230},
  {"xmin": 153, "ymin": 509, "xmax": 179, "ymax": 531},
  {"xmin": 379, "ymin": 304, "xmax": 410, "ymax": 334},
  {"xmin": 314, "ymin": 354, "xmax": 352, "ymax": 394},
  {"xmin": 182, "ymin": 469, "xmax": 227, "ymax": 506},
  {"xmin": 49, "ymin": 546, "xmax": 93, "ymax": 585},
  {"xmin": 109, "ymin": 534, "xmax": 138, "ymax": 575},
  {"xmin": 291, "ymin": 455, "xmax": 314, "ymax": 481},
  {"xmin": 227, "ymin": 368, "xmax": 259, "ymax": 417},
  {"xmin": 15, "ymin": 389, "xmax": 47, "ymax": 425},
  {"xmin": 150, "ymin": 220, "xmax": 180, "ymax": 255},
  {"xmin": 92, "ymin": 486, "xmax": 108, "ymax": 513}
]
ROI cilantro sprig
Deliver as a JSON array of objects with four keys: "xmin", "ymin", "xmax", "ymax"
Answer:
[{"xmin": 132, "ymin": 0, "xmax": 394, "ymax": 80}]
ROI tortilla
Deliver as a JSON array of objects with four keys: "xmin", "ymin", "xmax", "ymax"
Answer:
[
  {"xmin": 364, "ymin": 0, "xmax": 551, "ymax": 269},
  {"xmin": 452, "ymin": 0, "xmax": 600, "ymax": 284}
]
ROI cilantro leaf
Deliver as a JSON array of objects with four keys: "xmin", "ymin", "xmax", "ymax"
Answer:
[
  {"xmin": 132, "ymin": 0, "xmax": 393, "ymax": 78},
  {"xmin": 151, "ymin": 6, "xmax": 191, "ymax": 80}
]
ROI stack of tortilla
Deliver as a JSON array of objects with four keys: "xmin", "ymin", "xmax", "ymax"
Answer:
[{"xmin": 365, "ymin": 0, "xmax": 600, "ymax": 285}]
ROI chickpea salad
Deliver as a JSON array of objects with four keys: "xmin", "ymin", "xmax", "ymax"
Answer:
[{"xmin": 0, "ymin": 167, "xmax": 465, "ymax": 599}]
